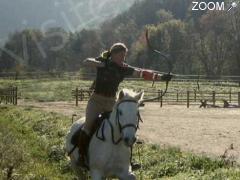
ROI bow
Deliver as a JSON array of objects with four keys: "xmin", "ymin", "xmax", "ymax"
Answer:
[
  {"xmin": 143, "ymin": 29, "xmax": 172, "ymax": 101},
  {"xmin": 145, "ymin": 29, "xmax": 170, "ymax": 60}
]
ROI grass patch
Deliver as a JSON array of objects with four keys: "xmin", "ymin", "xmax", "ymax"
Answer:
[
  {"xmin": 0, "ymin": 79, "xmax": 91, "ymax": 102},
  {"xmin": 0, "ymin": 106, "xmax": 75, "ymax": 179},
  {"xmin": 133, "ymin": 144, "xmax": 240, "ymax": 179},
  {"xmin": 0, "ymin": 106, "xmax": 240, "ymax": 179}
]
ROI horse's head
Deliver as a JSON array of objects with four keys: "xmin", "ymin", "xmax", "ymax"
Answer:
[{"xmin": 115, "ymin": 89, "xmax": 144, "ymax": 147}]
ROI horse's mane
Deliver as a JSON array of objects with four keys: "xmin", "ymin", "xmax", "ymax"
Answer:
[{"xmin": 116, "ymin": 89, "xmax": 137, "ymax": 101}]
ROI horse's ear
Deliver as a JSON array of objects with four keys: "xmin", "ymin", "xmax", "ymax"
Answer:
[
  {"xmin": 118, "ymin": 90, "xmax": 125, "ymax": 100},
  {"xmin": 135, "ymin": 91, "xmax": 144, "ymax": 102}
]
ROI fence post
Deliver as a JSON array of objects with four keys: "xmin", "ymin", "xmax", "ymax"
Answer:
[
  {"xmin": 10, "ymin": 87, "xmax": 14, "ymax": 104},
  {"xmin": 5, "ymin": 88, "xmax": 8, "ymax": 104},
  {"xmin": 194, "ymin": 89, "xmax": 197, "ymax": 102},
  {"xmin": 80, "ymin": 89, "xmax": 84, "ymax": 101},
  {"xmin": 238, "ymin": 92, "xmax": 240, "ymax": 106},
  {"xmin": 14, "ymin": 87, "xmax": 18, "ymax": 105},
  {"xmin": 11, "ymin": 87, "xmax": 14, "ymax": 104},
  {"xmin": 158, "ymin": 90, "xmax": 160, "ymax": 102},
  {"xmin": 9, "ymin": 87, "xmax": 12, "ymax": 104},
  {"xmin": 8, "ymin": 88, "xmax": 11, "ymax": 104},
  {"xmin": 160, "ymin": 90, "xmax": 163, "ymax": 107},
  {"xmin": 187, "ymin": 91, "xmax": 190, "ymax": 108},
  {"xmin": 229, "ymin": 89, "xmax": 232, "ymax": 103},
  {"xmin": 75, "ymin": 88, "xmax": 78, "ymax": 106},
  {"xmin": 212, "ymin": 91, "xmax": 216, "ymax": 106},
  {"xmin": 176, "ymin": 90, "xmax": 179, "ymax": 102}
]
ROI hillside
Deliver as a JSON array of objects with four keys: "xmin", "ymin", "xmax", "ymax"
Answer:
[
  {"xmin": 0, "ymin": 0, "xmax": 240, "ymax": 76},
  {"xmin": 0, "ymin": 0, "xmax": 136, "ymax": 44}
]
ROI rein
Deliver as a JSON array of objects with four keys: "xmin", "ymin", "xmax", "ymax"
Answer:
[{"xmin": 96, "ymin": 99, "xmax": 143, "ymax": 145}]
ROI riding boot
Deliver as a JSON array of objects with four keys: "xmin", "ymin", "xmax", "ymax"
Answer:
[{"xmin": 77, "ymin": 130, "xmax": 91, "ymax": 169}]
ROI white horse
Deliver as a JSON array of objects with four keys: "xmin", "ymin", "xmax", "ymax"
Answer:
[{"xmin": 65, "ymin": 89, "xmax": 144, "ymax": 180}]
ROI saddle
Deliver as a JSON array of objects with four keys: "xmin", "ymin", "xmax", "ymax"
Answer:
[{"xmin": 70, "ymin": 111, "xmax": 111, "ymax": 169}]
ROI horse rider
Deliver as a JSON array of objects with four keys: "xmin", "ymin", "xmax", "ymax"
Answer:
[{"xmin": 74, "ymin": 42, "xmax": 173, "ymax": 169}]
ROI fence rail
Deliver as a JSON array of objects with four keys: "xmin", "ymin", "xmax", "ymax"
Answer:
[
  {"xmin": 1, "ymin": 72, "xmax": 240, "ymax": 85},
  {"xmin": 72, "ymin": 88, "xmax": 240, "ymax": 108},
  {"xmin": 0, "ymin": 86, "xmax": 18, "ymax": 105}
]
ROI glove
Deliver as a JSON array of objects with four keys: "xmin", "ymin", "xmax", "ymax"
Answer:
[
  {"xmin": 140, "ymin": 70, "xmax": 157, "ymax": 81},
  {"xmin": 161, "ymin": 73, "xmax": 173, "ymax": 81}
]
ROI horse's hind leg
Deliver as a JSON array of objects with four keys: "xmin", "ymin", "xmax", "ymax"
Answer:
[{"xmin": 90, "ymin": 169, "xmax": 105, "ymax": 180}]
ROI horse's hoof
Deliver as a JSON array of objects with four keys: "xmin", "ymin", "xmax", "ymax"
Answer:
[
  {"xmin": 128, "ymin": 173, "xmax": 136, "ymax": 180},
  {"xmin": 131, "ymin": 162, "xmax": 141, "ymax": 171}
]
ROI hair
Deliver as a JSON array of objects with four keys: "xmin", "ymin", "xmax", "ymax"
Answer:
[{"xmin": 110, "ymin": 43, "xmax": 128, "ymax": 55}]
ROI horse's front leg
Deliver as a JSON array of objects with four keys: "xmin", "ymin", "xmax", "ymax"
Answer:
[
  {"xmin": 90, "ymin": 169, "xmax": 105, "ymax": 180},
  {"xmin": 118, "ymin": 167, "xmax": 136, "ymax": 180}
]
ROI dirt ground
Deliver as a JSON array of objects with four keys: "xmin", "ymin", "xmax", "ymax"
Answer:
[{"xmin": 19, "ymin": 100, "xmax": 240, "ymax": 161}]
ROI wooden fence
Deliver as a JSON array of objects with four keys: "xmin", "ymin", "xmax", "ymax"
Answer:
[
  {"xmin": 72, "ymin": 88, "xmax": 240, "ymax": 108},
  {"xmin": 71, "ymin": 88, "xmax": 93, "ymax": 106},
  {"xmin": 1, "ymin": 72, "xmax": 240, "ymax": 87},
  {"xmin": 0, "ymin": 87, "xmax": 18, "ymax": 105}
]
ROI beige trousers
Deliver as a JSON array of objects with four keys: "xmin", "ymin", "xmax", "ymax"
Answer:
[{"xmin": 83, "ymin": 93, "xmax": 116, "ymax": 135}]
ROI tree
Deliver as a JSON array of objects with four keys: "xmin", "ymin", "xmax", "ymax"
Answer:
[
  {"xmin": 162, "ymin": 0, "xmax": 189, "ymax": 20},
  {"xmin": 68, "ymin": 29, "xmax": 102, "ymax": 72},
  {"xmin": 42, "ymin": 27, "xmax": 69, "ymax": 71},
  {"xmin": 129, "ymin": 18, "xmax": 192, "ymax": 75},
  {"xmin": 0, "ymin": 29, "xmax": 45, "ymax": 72},
  {"xmin": 156, "ymin": 9, "xmax": 174, "ymax": 23},
  {"xmin": 228, "ymin": 7, "xmax": 240, "ymax": 75},
  {"xmin": 194, "ymin": 11, "xmax": 231, "ymax": 77},
  {"xmin": 145, "ymin": 20, "xmax": 189, "ymax": 72}
]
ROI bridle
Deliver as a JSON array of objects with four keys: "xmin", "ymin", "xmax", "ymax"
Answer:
[
  {"xmin": 116, "ymin": 99, "xmax": 142, "ymax": 132},
  {"xmin": 96, "ymin": 99, "xmax": 143, "ymax": 145}
]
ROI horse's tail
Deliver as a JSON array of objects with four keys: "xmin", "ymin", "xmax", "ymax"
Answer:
[{"xmin": 65, "ymin": 118, "xmax": 85, "ymax": 162}]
